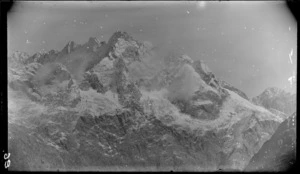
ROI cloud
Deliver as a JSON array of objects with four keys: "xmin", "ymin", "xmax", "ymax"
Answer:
[
  {"xmin": 196, "ymin": 1, "xmax": 207, "ymax": 9},
  {"xmin": 167, "ymin": 64, "xmax": 202, "ymax": 101},
  {"xmin": 32, "ymin": 50, "xmax": 95, "ymax": 86},
  {"xmin": 33, "ymin": 63, "xmax": 58, "ymax": 85},
  {"xmin": 60, "ymin": 52, "xmax": 95, "ymax": 83}
]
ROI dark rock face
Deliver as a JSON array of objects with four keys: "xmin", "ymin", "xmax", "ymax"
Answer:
[
  {"xmin": 244, "ymin": 113, "xmax": 296, "ymax": 171},
  {"xmin": 252, "ymin": 87, "xmax": 296, "ymax": 116},
  {"xmin": 79, "ymin": 73, "xmax": 106, "ymax": 93},
  {"xmin": 8, "ymin": 31, "xmax": 288, "ymax": 171},
  {"xmin": 219, "ymin": 80, "xmax": 249, "ymax": 100}
]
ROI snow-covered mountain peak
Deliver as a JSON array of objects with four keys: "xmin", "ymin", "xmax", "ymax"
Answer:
[
  {"xmin": 105, "ymin": 31, "xmax": 145, "ymax": 68},
  {"xmin": 252, "ymin": 87, "xmax": 296, "ymax": 116},
  {"xmin": 263, "ymin": 87, "xmax": 285, "ymax": 97}
]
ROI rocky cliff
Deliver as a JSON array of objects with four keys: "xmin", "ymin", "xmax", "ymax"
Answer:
[
  {"xmin": 244, "ymin": 112, "xmax": 296, "ymax": 171},
  {"xmin": 8, "ymin": 31, "xmax": 285, "ymax": 171}
]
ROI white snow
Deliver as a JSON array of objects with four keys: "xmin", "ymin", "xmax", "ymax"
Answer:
[
  {"xmin": 199, "ymin": 60, "xmax": 212, "ymax": 74},
  {"xmin": 92, "ymin": 57, "xmax": 115, "ymax": 87},
  {"xmin": 180, "ymin": 55, "xmax": 193, "ymax": 64},
  {"xmin": 8, "ymin": 89, "xmax": 47, "ymax": 123},
  {"xmin": 113, "ymin": 38, "xmax": 138, "ymax": 58},
  {"xmin": 222, "ymin": 90, "xmax": 283, "ymax": 122},
  {"xmin": 97, "ymin": 57, "xmax": 114, "ymax": 70},
  {"xmin": 192, "ymin": 100, "xmax": 213, "ymax": 106},
  {"xmin": 140, "ymin": 87, "xmax": 283, "ymax": 135}
]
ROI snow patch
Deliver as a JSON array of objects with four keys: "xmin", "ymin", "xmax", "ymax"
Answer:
[
  {"xmin": 76, "ymin": 89, "xmax": 122, "ymax": 116},
  {"xmin": 199, "ymin": 60, "xmax": 212, "ymax": 74},
  {"xmin": 92, "ymin": 57, "xmax": 115, "ymax": 87},
  {"xmin": 8, "ymin": 90, "xmax": 47, "ymax": 123},
  {"xmin": 221, "ymin": 89, "xmax": 283, "ymax": 123},
  {"xmin": 192, "ymin": 100, "xmax": 213, "ymax": 106}
]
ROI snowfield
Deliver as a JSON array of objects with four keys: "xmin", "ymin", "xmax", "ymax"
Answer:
[
  {"xmin": 140, "ymin": 87, "xmax": 283, "ymax": 134},
  {"xmin": 75, "ymin": 88, "xmax": 122, "ymax": 116}
]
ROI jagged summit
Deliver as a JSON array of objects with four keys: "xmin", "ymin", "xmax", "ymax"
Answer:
[
  {"xmin": 107, "ymin": 31, "xmax": 134, "ymax": 45},
  {"xmin": 252, "ymin": 87, "xmax": 296, "ymax": 116},
  {"xmin": 261, "ymin": 87, "xmax": 286, "ymax": 97},
  {"xmin": 61, "ymin": 41, "xmax": 78, "ymax": 54},
  {"xmin": 88, "ymin": 37, "xmax": 98, "ymax": 45},
  {"xmin": 61, "ymin": 37, "xmax": 104, "ymax": 55}
]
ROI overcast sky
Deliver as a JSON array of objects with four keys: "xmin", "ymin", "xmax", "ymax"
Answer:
[{"xmin": 8, "ymin": 1, "xmax": 296, "ymax": 98}]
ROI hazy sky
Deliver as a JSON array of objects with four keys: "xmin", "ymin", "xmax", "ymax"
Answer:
[{"xmin": 8, "ymin": 1, "xmax": 297, "ymax": 98}]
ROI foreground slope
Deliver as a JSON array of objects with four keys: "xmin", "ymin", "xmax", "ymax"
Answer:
[{"xmin": 244, "ymin": 112, "xmax": 296, "ymax": 171}]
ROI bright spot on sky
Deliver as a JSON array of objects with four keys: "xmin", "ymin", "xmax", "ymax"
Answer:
[
  {"xmin": 288, "ymin": 71, "xmax": 296, "ymax": 88},
  {"xmin": 186, "ymin": 10, "xmax": 190, "ymax": 14},
  {"xmin": 289, "ymin": 48, "xmax": 293, "ymax": 64},
  {"xmin": 288, "ymin": 76, "xmax": 295, "ymax": 87},
  {"xmin": 26, "ymin": 39, "xmax": 31, "ymax": 44},
  {"xmin": 197, "ymin": 1, "xmax": 207, "ymax": 9}
]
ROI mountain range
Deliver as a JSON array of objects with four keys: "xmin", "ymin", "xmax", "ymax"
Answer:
[{"xmin": 7, "ymin": 31, "xmax": 295, "ymax": 171}]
